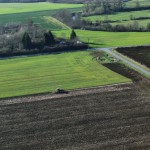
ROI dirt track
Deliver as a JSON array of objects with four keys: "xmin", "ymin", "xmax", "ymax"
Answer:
[{"xmin": 0, "ymin": 83, "xmax": 132, "ymax": 106}]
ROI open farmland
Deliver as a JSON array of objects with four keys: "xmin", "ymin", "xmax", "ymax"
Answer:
[
  {"xmin": 0, "ymin": 2, "xmax": 82, "ymax": 29},
  {"xmin": 125, "ymin": 0, "xmax": 150, "ymax": 8},
  {"xmin": 0, "ymin": 2, "xmax": 82, "ymax": 15},
  {"xmin": 0, "ymin": 51, "xmax": 130, "ymax": 98},
  {"xmin": 0, "ymin": 83, "xmax": 150, "ymax": 149},
  {"xmin": 83, "ymin": 10, "xmax": 150, "ymax": 27},
  {"xmin": 117, "ymin": 46, "xmax": 150, "ymax": 68},
  {"xmin": 54, "ymin": 30, "xmax": 150, "ymax": 47}
]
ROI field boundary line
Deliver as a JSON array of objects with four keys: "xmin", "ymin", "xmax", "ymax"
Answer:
[{"xmin": 0, "ymin": 83, "xmax": 132, "ymax": 106}]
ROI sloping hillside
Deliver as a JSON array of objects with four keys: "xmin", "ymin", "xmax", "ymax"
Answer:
[{"xmin": 35, "ymin": 16, "xmax": 71, "ymax": 30}]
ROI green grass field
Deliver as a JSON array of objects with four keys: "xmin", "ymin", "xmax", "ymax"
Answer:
[
  {"xmin": 111, "ymin": 19, "xmax": 150, "ymax": 27},
  {"xmin": 83, "ymin": 10, "xmax": 150, "ymax": 27},
  {"xmin": 0, "ymin": 51, "xmax": 130, "ymax": 98},
  {"xmin": 0, "ymin": 2, "xmax": 82, "ymax": 15},
  {"xmin": 125, "ymin": 0, "xmax": 150, "ymax": 8},
  {"xmin": 54, "ymin": 30, "xmax": 150, "ymax": 47},
  {"xmin": 0, "ymin": 2, "xmax": 82, "ymax": 29}
]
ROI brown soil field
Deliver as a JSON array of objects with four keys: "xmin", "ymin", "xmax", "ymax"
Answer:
[
  {"xmin": 0, "ymin": 83, "xmax": 150, "ymax": 150},
  {"xmin": 116, "ymin": 46, "xmax": 150, "ymax": 68},
  {"xmin": 103, "ymin": 63, "xmax": 143, "ymax": 82}
]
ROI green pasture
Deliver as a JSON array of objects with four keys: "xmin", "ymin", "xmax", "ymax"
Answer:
[
  {"xmin": 54, "ymin": 30, "xmax": 150, "ymax": 47},
  {"xmin": 125, "ymin": 0, "xmax": 150, "ymax": 8},
  {"xmin": 83, "ymin": 10, "xmax": 150, "ymax": 27},
  {"xmin": 0, "ymin": 2, "xmax": 82, "ymax": 29},
  {"xmin": 83, "ymin": 10, "xmax": 150, "ymax": 22},
  {"xmin": 111, "ymin": 19, "xmax": 150, "ymax": 27},
  {"xmin": 0, "ymin": 2, "xmax": 82, "ymax": 15},
  {"xmin": 0, "ymin": 51, "xmax": 130, "ymax": 98}
]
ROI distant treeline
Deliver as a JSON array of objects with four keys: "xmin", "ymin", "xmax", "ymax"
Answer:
[{"xmin": 73, "ymin": 20, "xmax": 150, "ymax": 32}]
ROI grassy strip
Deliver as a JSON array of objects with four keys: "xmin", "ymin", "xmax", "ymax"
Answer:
[
  {"xmin": 54, "ymin": 30, "xmax": 150, "ymax": 47},
  {"xmin": 83, "ymin": 10, "xmax": 150, "ymax": 23},
  {"xmin": 42, "ymin": 16, "xmax": 71, "ymax": 30}
]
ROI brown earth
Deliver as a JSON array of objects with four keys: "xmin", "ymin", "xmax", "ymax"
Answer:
[
  {"xmin": 116, "ymin": 46, "xmax": 150, "ymax": 68},
  {"xmin": 0, "ymin": 83, "xmax": 150, "ymax": 150}
]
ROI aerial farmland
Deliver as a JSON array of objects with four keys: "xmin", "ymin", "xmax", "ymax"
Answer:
[{"xmin": 0, "ymin": 0, "xmax": 150, "ymax": 149}]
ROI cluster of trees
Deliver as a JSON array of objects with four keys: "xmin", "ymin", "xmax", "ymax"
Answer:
[
  {"xmin": 53, "ymin": 9, "xmax": 73, "ymax": 27},
  {"xmin": 0, "ymin": 23, "xmax": 87, "ymax": 57},
  {"xmin": 0, "ymin": 23, "xmax": 46, "ymax": 51},
  {"xmin": 82, "ymin": 0, "xmax": 125, "ymax": 16},
  {"xmin": 21, "ymin": 29, "xmax": 78, "ymax": 49},
  {"xmin": 82, "ymin": 0, "xmax": 150, "ymax": 17}
]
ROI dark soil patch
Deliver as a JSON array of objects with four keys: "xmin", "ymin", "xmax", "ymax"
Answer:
[
  {"xmin": 103, "ymin": 63, "xmax": 144, "ymax": 82},
  {"xmin": 116, "ymin": 46, "xmax": 150, "ymax": 68},
  {"xmin": 0, "ymin": 84, "xmax": 150, "ymax": 150}
]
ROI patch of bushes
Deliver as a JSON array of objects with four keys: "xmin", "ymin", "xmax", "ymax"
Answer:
[{"xmin": 0, "ymin": 43, "xmax": 88, "ymax": 57}]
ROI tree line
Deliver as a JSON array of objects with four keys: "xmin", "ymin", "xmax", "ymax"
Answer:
[
  {"xmin": 82, "ymin": 0, "xmax": 150, "ymax": 16},
  {"xmin": 74, "ymin": 20, "xmax": 150, "ymax": 32},
  {"xmin": 82, "ymin": 0, "xmax": 125, "ymax": 16},
  {"xmin": 0, "ymin": 23, "xmax": 87, "ymax": 57}
]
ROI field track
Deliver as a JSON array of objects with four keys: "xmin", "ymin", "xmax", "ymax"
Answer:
[
  {"xmin": 0, "ymin": 83, "xmax": 132, "ymax": 105},
  {"xmin": 1, "ymin": 83, "xmax": 150, "ymax": 150}
]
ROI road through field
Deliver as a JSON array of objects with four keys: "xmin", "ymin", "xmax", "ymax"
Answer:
[{"xmin": 95, "ymin": 47, "xmax": 150, "ymax": 77}]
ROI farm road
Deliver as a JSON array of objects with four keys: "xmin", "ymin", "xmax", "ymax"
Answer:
[{"xmin": 95, "ymin": 47, "xmax": 150, "ymax": 77}]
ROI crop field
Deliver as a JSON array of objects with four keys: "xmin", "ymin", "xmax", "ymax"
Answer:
[
  {"xmin": 83, "ymin": 10, "xmax": 150, "ymax": 27},
  {"xmin": 0, "ymin": 2, "xmax": 82, "ymax": 28},
  {"xmin": 54, "ymin": 30, "xmax": 150, "ymax": 47},
  {"xmin": 117, "ymin": 46, "xmax": 150, "ymax": 68},
  {"xmin": 1, "ymin": 83, "xmax": 150, "ymax": 149},
  {"xmin": 0, "ymin": 51, "xmax": 130, "ymax": 98}
]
